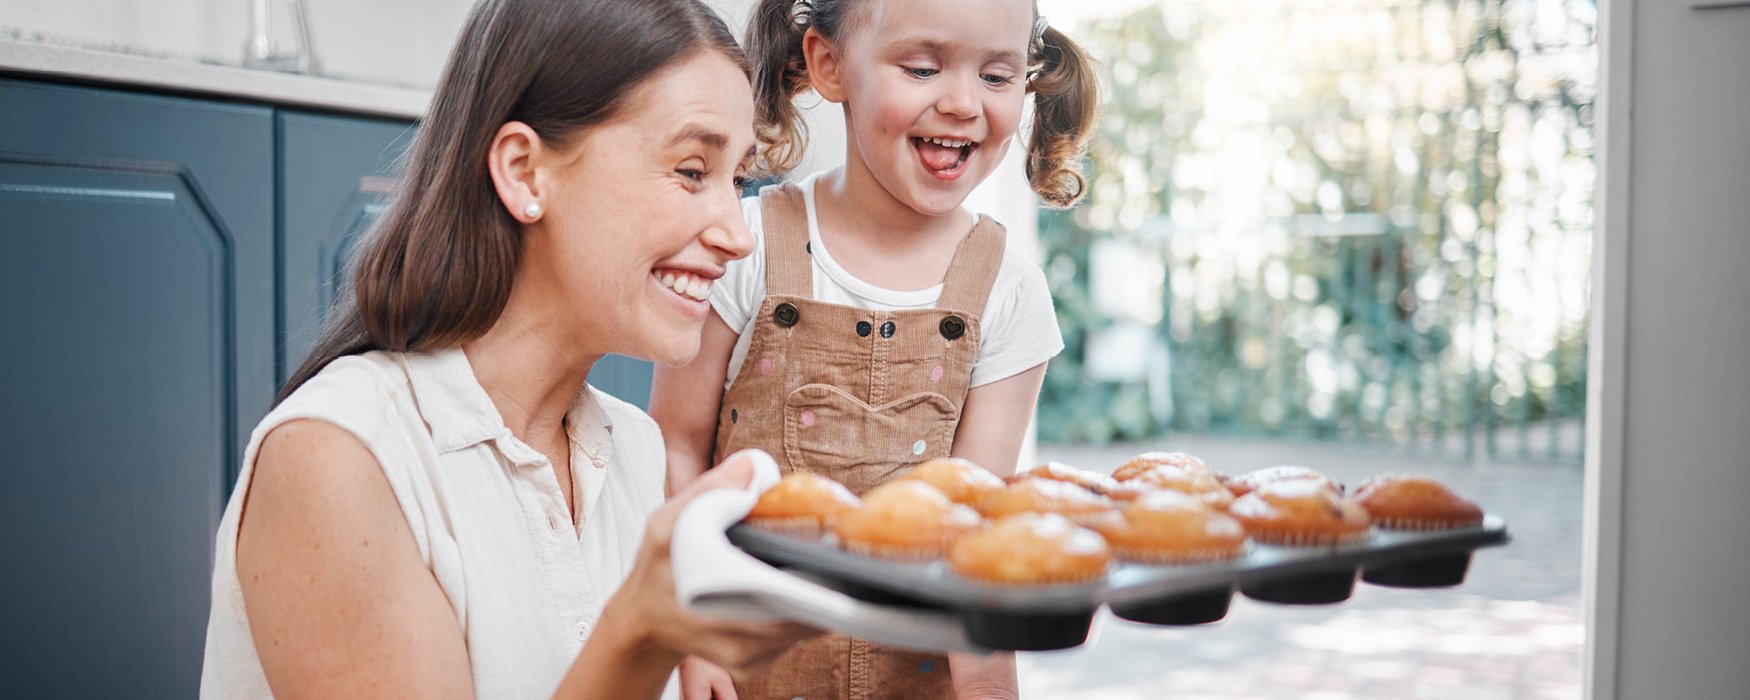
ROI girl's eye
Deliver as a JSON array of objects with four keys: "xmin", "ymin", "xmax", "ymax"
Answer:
[
  {"xmin": 905, "ymin": 67, "xmax": 939, "ymax": 79},
  {"xmin": 732, "ymin": 175, "xmax": 750, "ymax": 189},
  {"xmin": 982, "ymin": 73, "xmax": 1016, "ymax": 87}
]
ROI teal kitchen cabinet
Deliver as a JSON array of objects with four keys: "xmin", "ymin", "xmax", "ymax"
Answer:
[
  {"xmin": 0, "ymin": 78, "xmax": 274, "ymax": 699},
  {"xmin": 275, "ymin": 109, "xmax": 413, "ymax": 381}
]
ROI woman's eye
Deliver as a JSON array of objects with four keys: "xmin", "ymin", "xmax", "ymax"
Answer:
[
  {"xmin": 905, "ymin": 67, "xmax": 939, "ymax": 79},
  {"xmin": 678, "ymin": 168, "xmax": 706, "ymax": 183}
]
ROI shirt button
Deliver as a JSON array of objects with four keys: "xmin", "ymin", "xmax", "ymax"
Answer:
[
  {"xmin": 574, "ymin": 620, "xmax": 591, "ymax": 640},
  {"xmin": 591, "ymin": 456, "xmax": 607, "ymax": 469},
  {"xmin": 547, "ymin": 513, "xmax": 565, "ymax": 534}
]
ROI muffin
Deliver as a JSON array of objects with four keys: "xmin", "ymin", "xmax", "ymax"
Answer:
[
  {"xmin": 1226, "ymin": 465, "xmax": 1342, "ymax": 498},
  {"xmin": 830, "ymin": 481, "xmax": 982, "ymax": 561},
  {"xmin": 1112, "ymin": 452, "xmax": 1214, "ymax": 482},
  {"xmin": 1013, "ymin": 462, "xmax": 1147, "ymax": 501},
  {"xmin": 1127, "ymin": 466, "xmax": 1236, "ymax": 510},
  {"xmin": 1228, "ymin": 479, "xmax": 1372, "ymax": 546},
  {"xmin": 1095, "ymin": 491, "xmax": 1248, "ymax": 564},
  {"xmin": 950, "ymin": 513, "xmax": 1111, "ymax": 585},
  {"xmin": 1352, "ymin": 474, "xmax": 1484, "ymax": 531},
  {"xmin": 900, "ymin": 457, "xmax": 1005, "ymax": 506},
  {"xmin": 744, "ymin": 471, "xmax": 861, "ymax": 536},
  {"xmin": 978, "ymin": 478, "xmax": 1117, "ymax": 527}
]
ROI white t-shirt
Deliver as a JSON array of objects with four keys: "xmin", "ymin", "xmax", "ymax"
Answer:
[
  {"xmin": 201, "ymin": 348, "xmax": 676, "ymax": 699},
  {"xmin": 711, "ymin": 173, "xmax": 1064, "ymax": 390}
]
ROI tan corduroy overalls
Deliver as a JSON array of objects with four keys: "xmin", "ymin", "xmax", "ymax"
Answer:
[{"xmin": 716, "ymin": 183, "xmax": 1006, "ymax": 700}]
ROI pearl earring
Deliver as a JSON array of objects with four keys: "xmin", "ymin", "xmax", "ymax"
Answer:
[{"xmin": 523, "ymin": 201, "xmax": 543, "ymax": 220}]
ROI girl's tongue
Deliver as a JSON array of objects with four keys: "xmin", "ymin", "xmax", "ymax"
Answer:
[{"xmin": 915, "ymin": 139, "xmax": 967, "ymax": 172}]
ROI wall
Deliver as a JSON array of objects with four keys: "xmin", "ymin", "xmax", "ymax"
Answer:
[
  {"xmin": 0, "ymin": 0, "xmax": 471, "ymax": 87},
  {"xmin": 1588, "ymin": 0, "xmax": 1750, "ymax": 697}
]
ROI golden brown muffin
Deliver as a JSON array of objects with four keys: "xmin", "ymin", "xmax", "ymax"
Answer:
[
  {"xmin": 949, "ymin": 513, "xmax": 1111, "ymax": 585},
  {"xmin": 1012, "ymin": 461, "xmax": 1147, "ymax": 501},
  {"xmin": 899, "ymin": 457, "xmax": 1006, "ymax": 506},
  {"xmin": 1228, "ymin": 479, "xmax": 1372, "ymax": 546},
  {"xmin": 744, "ymin": 471, "xmax": 861, "ymax": 536},
  {"xmin": 1352, "ymin": 474, "xmax": 1485, "ymax": 530},
  {"xmin": 830, "ymin": 481, "xmax": 982, "ymax": 561},
  {"xmin": 1094, "ymin": 491, "xmax": 1249, "ymax": 564},
  {"xmin": 1112, "ymin": 451, "xmax": 1214, "ymax": 482},
  {"xmin": 1127, "ymin": 465, "xmax": 1236, "ymax": 510},
  {"xmin": 977, "ymin": 477, "xmax": 1118, "ymax": 527},
  {"xmin": 1226, "ymin": 465, "xmax": 1342, "ymax": 498}
]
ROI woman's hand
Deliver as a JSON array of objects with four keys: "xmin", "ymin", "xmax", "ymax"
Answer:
[
  {"xmin": 556, "ymin": 452, "xmax": 819, "ymax": 699},
  {"xmin": 679, "ymin": 656, "xmax": 738, "ymax": 699}
]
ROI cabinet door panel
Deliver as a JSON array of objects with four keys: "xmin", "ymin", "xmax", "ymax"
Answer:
[
  {"xmin": 0, "ymin": 80, "xmax": 273, "ymax": 699},
  {"xmin": 277, "ymin": 110, "xmax": 412, "ymax": 380}
]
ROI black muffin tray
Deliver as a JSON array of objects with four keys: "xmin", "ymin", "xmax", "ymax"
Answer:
[{"xmin": 726, "ymin": 515, "xmax": 1509, "ymax": 651}]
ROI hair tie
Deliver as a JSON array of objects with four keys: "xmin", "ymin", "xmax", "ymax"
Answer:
[{"xmin": 791, "ymin": 0, "xmax": 815, "ymax": 28}]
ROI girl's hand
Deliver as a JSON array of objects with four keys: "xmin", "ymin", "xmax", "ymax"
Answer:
[{"xmin": 678, "ymin": 656, "xmax": 738, "ymax": 699}]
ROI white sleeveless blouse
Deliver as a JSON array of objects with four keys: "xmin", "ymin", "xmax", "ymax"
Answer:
[{"xmin": 200, "ymin": 348, "xmax": 670, "ymax": 698}]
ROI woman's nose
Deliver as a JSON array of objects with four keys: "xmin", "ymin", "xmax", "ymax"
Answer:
[{"xmin": 703, "ymin": 189, "xmax": 753, "ymax": 261}]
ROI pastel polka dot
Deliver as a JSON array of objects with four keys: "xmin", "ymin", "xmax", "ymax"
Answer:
[
  {"xmin": 930, "ymin": 365, "xmax": 944, "ymax": 382},
  {"xmin": 759, "ymin": 357, "xmax": 773, "ymax": 374},
  {"xmin": 800, "ymin": 411, "xmax": 817, "ymax": 427},
  {"xmin": 912, "ymin": 439, "xmax": 927, "ymax": 455},
  {"xmin": 919, "ymin": 661, "xmax": 935, "ymax": 673}
]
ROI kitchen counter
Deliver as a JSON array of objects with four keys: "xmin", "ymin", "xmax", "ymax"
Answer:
[{"xmin": 0, "ymin": 39, "xmax": 428, "ymax": 120}]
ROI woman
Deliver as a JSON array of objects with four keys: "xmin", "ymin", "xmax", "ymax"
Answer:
[{"xmin": 199, "ymin": 0, "xmax": 815, "ymax": 697}]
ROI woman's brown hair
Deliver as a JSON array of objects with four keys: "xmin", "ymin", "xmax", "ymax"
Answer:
[
  {"xmin": 278, "ymin": 0, "xmax": 748, "ymax": 404},
  {"xmin": 744, "ymin": 0, "xmax": 1101, "ymax": 208}
]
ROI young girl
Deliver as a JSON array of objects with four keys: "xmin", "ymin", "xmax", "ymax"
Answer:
[{"xmin": 650, "ymin": 0, "xmax": 1098, "ymax": 698}]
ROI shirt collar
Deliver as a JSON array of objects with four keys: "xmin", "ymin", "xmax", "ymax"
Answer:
[{"xmin": 399, "ymin": 347, "xmax": 613, "ymax": 458}]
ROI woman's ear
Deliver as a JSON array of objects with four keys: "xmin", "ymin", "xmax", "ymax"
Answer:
[
  {"xmin": 488, "ymin": 121, "xmax": 545, "ymax": 223},
  {"xmin": 801, "ymin": 27, "xmax": 847, "ymax": 104}
]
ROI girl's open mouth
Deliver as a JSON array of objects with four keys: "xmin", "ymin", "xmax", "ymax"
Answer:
[{"xmin": 913, "ymin": 136, "xmax": 975, "ymax": 178}]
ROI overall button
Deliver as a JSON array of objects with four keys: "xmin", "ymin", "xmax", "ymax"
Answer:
[
  {"xmin": 939, "ymin": 315, "xmax": 966, "ymax": 340},
  {"xmin": 856, "ymin": 320, "xmax": 872, "ymax": 337},
  {"xmin": 773, "ymin": 302, "xmax": 800, "ymax": 327},
  {"xmin": 880, "ymin": 320, "xmax": 896, "ymax": 338}
]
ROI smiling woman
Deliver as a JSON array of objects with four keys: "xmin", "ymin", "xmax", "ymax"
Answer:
[{"xmin": 199, "ymin": 0, "xmax": 817, "ymax": 699}]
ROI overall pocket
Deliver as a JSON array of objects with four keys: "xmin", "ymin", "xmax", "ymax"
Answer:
[{"xmin": 782, "ymin": 383, "xmax": 958, "ymax": 495}]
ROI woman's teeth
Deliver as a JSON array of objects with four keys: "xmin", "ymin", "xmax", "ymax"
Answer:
[{"xmin": 658, "ymin": 270, "xmax": 712, "ymax": 301}]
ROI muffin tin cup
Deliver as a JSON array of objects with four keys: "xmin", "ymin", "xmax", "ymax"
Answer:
[
  {"xmin": 725, "ymin": 515, "xmax": 1509, "ymax": 652},
  {"xmin": 1240, "ymin": 568, "xmax": 1359, "ymax": 605},
  {"xmin": 1109, "ymin": 586, "xmax": 1234, "ymax": 625},
  {"xmin": 1362, "ymin": 549, "xmax": 1474, "ymax": 588},
  {"xmin": 962, "ymin": 606, "xmax": 1099, "ymax": 651}
]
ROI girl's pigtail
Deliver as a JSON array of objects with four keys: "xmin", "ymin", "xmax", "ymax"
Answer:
[
  {"xmin": 746, "ymin": 0, "xmax": 815, "ymax": 175},
  {"xmin": 1025, "ymin": 25, "xmax": 1101, "ymax": 209}
]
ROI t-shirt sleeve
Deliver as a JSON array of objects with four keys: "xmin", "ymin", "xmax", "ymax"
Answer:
[
  {"xmin": 970, "ymin": 256, "xmax": 1065, "ymax": 388},
  {"xmin": 709, "ymin": 196, "xmax": 768, "ymax": 333}
]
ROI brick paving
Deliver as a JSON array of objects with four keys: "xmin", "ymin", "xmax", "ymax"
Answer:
[{"xmin": 1016, "ymin": 436, "xmax": 1584, "ymax": 699}]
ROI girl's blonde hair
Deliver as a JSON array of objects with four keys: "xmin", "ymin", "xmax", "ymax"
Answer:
[{"xmin": 745, "ymin": 0, "xmax": 1101, "ymax": 209}]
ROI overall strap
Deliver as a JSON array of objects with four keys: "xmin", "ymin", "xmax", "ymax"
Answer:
[
  {"xmin": 758, "ymin": 182, "xmax": 813, "ymax": 298},
  {"xmin": 934, "ymin": 214, "xmax": 1008, "ymax": 317}
]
